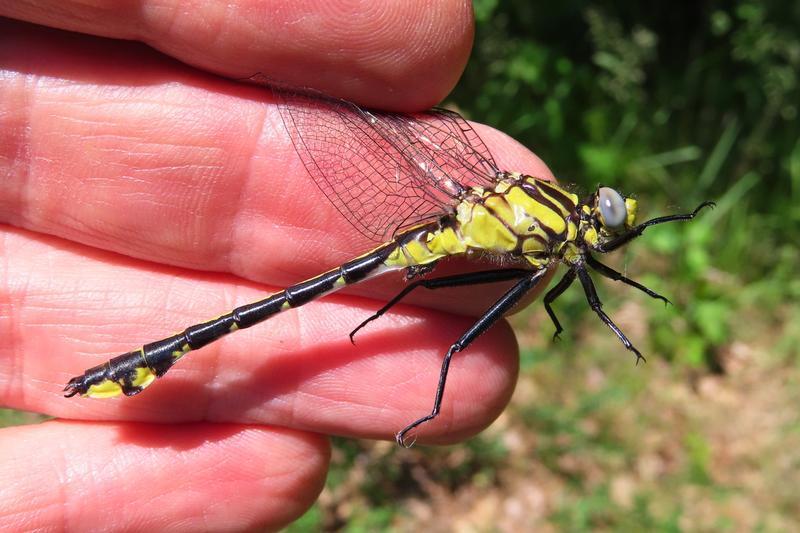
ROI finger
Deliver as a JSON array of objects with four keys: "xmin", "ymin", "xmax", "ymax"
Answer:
[
  {"xmin": 0, "ymin": 26, "xmax": 554, "ymax": 312},
  {"xmin": 0, "ymin": 420, "xmax": 328, "ymax": 531},
  {"xmin": 1, "ymin": 228, "xmax": 519, "ymax": 444},
  {"xmin": 0, "ymin": 1, "xmax": 473, "ymax": 109}
]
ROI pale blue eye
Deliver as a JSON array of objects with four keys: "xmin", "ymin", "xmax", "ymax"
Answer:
[{"xmin": 598, "ymin": 187, "xmax": 626, "ymax": 228}]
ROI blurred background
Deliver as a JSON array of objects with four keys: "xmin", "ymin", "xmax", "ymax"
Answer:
[{"xmin": 3, "ymin": 1, "xmax": 798, "ymax": 530}]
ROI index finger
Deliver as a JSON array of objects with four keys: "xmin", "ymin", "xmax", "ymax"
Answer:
[{"xmin": 0, "ymin": 0, "xmax": 475, "ymax": 109}]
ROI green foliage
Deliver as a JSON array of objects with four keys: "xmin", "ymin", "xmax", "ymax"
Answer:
[{"xmin": 0, "ymin": 409, "xmax": 48, "ymax": 428}]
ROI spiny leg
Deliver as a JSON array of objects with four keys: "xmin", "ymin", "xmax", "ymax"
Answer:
[
  {"xmin": 543, "ymin": 269, "xmax": 576, "ymax": 340},
  {"xmin": 574, "ymin": 265, "xmax": 645, "ymax": 365},
  {"xmin": 586, "ymin": 255, "xmax": 671, "ymax": 305},
  {"xmin": 349, "ymin": 268, "xmax": 532, "ymax": 343},
  {"xmin": 396, "ymin": 269, "xmax": 547, "ymax": 447},
  {"xmin": 596, "ymin": 201, "xmax": 715, "ymax": 253}
]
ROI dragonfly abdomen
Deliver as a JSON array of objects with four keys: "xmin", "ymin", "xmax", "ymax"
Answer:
[{"xmin": 63, "ymin": 240, "xmax": 407, "ymax": 399}]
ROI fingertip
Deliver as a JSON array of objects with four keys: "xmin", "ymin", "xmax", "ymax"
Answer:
[
  {"xmin": 2, "ymin": 0, "xmax": 475, "ymax": 110},
  {"xmin": 260, "ymin": 426, "xmax": 331, "ymax": 510},
  {"xmin": 229, "ymin": 0, "xmax": 475, "ymax": 109}
]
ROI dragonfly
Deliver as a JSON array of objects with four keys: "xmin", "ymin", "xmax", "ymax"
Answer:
[{"xmin": 64, "ymin": 86, "xmax": 714, "ymax": 446}]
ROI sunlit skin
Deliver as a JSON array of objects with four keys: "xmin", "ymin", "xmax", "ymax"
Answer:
[{"xmin": 0, "ymin": 2, "xmax": 557, "ymax": 530}]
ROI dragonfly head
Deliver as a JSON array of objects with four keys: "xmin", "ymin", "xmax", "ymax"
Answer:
[{"xmin": 580, "ymin": 186, "xmax": 638, "ymax": 247}]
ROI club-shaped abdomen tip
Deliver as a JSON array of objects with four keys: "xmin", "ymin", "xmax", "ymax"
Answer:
[
  {"xmin": 63, "ymin": 376, "xmax": 85, "ymax": 398},
  {"xmin": 62, "ymin": 361, "xmax": 127, "ymax": 399}
]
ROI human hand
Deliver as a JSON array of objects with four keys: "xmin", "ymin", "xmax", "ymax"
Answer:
[{"xmin": 0, "ymin": 2, "xmax": 553, "ymax": 529}]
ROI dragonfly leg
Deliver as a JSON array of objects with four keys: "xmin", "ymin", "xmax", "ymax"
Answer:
[
  {"xmin": 574, "ymin": 265, "xmax": 646, "ymax": 365},
  {"xmin": 349, "ymin": 268, "xmax": 532, "ymax": 343},
  {"xmin": 596, "ymin": 201, "xmax": 715, "ymax": 253},
  {"xmin": 396, "ymin": 269, "xmax": 546, "ymax": 447},
  {"xmin": 543, "ymin": 269, "xmax": 576, "ymax": 340},
  {"xmin": 586, "ymin": 255, "xmax": 671, "ymax": 305}
]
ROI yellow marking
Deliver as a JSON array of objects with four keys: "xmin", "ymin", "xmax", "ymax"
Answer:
[
  {"xmin": 281, "ymin": 301, "xmax": 291, "ymax": 311},
  {"xmin": 131, "ymin": 366, "xmax": 156, "ymax": 389},
  {"xmin": 625, "ymin": 198, "xmax": 638, "ymax": 227},
  {"xmin": 384, "ymin": 232, "xmax": 453, "ymax": 268},
  {"xmin": 583, "ymin": 227, "xmax": 599, "ymax": 246},
  {"xmin": 528, "ymin": 223, "xmax": 549, "ymax": 242},
  {"xmin": 403, "ymin": 240, "xmax": 429, "ymax": 264},
  {"xmin": 566, "ymin": 221, "xmax": 577, "ymax": 242},
  {"xmin": 385, "ymin": 246, "xmax": 407, "ymax": 267},
  {"xmin": 459, "ymin": 203, "xmax": 517, "ymax": 252},
  {"xmin": 484, "ymin": 194, "xmax": 526, "ymax": 235},
  {"xmin": 426, "ymin": 227, "xmax": 467, "ymax": 256},
  {"xmin": 229, "ymin": 322, "xmax": 239, "ymax": 332},
  {"xmin": 563, "ymin": 243, "xmax": 582, "ymax": 264},
  {"xmin": 334, "ymin": 276, "xmax": 347, "ymax": 287},
  {"xmin": 505, "ymin": 187, "xmax": 566, "ymax": 235},
  {"xmin": 406, "ymin": 239, "xmax": 446, "ymax": 265},
  {"xmin": 547, "ymin": 180, "xmax": 579, "ymax": 205},
  {"xmin": 494, "ymin": 180, "xmax": 512, "ymax": 194},
  {"xmin": 172, "ymin": 344, "xmax": 191, "ymax": 360},
  {"xmin": 522, "ymin": 237, "xmax": 547, "ymax": 254},
  {"xmin": 86, "ymin": 379, "xmax": 124, "ymax": 398}
]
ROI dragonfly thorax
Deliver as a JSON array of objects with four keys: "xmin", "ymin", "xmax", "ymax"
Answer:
[
  {"xmin": 451, "ymin": 173, "xmax": 582, "ymax": 268},
  {"xmin": 381, "ymin": 175, "xmax": 639, "ymax": 273}
]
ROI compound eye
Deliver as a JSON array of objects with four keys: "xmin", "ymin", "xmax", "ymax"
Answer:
[{"xmin": 598, "ymin": 187, "xmax": 627, "ymax": 229}]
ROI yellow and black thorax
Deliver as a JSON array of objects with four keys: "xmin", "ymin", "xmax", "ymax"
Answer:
[{"xmin": 382, "ymin": 172, "xmax": 638, "ymax": 271}]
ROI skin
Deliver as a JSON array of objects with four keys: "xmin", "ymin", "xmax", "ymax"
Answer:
[{"xmin": 0, "ymin": 2, "xmax": 554, "ymax": 530}]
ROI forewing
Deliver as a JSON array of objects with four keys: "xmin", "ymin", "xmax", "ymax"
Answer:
[
  {"xmin": 369, "ymin": 107, "xmax": 500, "ymax": 193},
  {"xmin": 274, "ymin": 89, "xmax": 460, "ymax": 242}
]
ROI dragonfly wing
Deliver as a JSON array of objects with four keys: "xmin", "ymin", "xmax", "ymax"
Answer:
[
  {"xmin": 368, "ymin": 107, "xmax": 500, "ymax": 194},
  {"xmin": 274, "ymin": 89, "xmax": 461, "ymax": 242}
]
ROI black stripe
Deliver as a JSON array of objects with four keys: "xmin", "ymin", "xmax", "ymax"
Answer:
[
  {"xmin": 520, "ymin": 182, "xmax": 565, "ymax": 217},
  {"xmin": 341, "ymin": 243, "xmax": 395, "ymax": 283},
  {"xmin": 536, "ymin": 180, "xmax": 576, "ymax": 212},
  {"xmin": 481, "ymin": 193, "xmax": 521, "ymax": 238},
  {"xmin": 520, "ymin": 183, "xmax": 566, "ymax": 239}
]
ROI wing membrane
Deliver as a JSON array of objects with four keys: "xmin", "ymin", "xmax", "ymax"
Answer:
[{"xmin": 273, "ymin": 87, "xmax": 499, "ymax": 241}]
